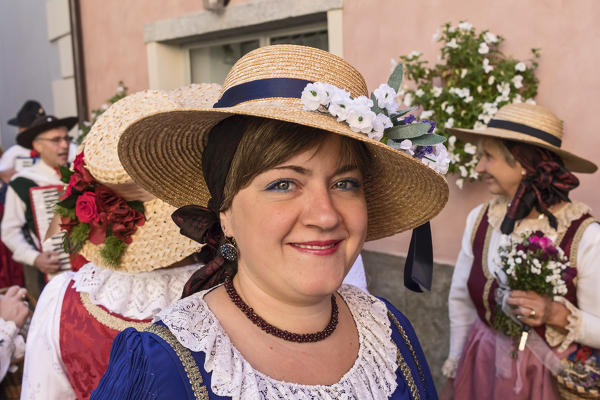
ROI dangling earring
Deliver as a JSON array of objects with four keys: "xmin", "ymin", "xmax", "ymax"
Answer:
[
  {"xmin": 521, "ymin": 169, "xmax": 527, "ymax": 176},
  {"xmin": 220, "ymin": 237, "xmax": 238, "ymax": 261}
]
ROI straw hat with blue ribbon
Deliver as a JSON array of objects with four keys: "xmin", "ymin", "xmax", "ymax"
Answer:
[
  {"xmin": 118, "ymin": 45, "xmax": 448, "ymax": 244},
  {"xmin": 448, "ymin": 103, "xmax": 597, "ymax": 173}
]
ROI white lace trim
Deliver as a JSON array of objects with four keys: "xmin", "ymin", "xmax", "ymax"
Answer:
[
  {"xmin": 72, "ymin": 262, "xmax": 199, "ymax": 320},
  {"xmin": 487, "ymin": 196, "xmax": 591, "ymax": 242},
  {"xmin": 156, "ymin": 284, "xmax": 399, "ymax": 400},
  {"xmin": 550, "ymin": 296, "xmax": 582, "ymax": 352},
  {"xmin": 441, "ymin": 357, "xmax": 458, "ymax": 379}
]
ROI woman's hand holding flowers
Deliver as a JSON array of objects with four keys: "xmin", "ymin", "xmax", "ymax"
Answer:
[{"xmin": 507, "ymin": 290, "xmax": 569, "ymax": 331}]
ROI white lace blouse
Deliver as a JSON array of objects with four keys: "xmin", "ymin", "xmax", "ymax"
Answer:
[{"xmin": 155, "ymin": 284, "xmax": 400, "ymax": 399}]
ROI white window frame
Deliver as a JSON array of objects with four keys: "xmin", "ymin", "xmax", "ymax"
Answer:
[{"xmin": 184, "ymin": 22, "xmax": 329, "ymax": 84}]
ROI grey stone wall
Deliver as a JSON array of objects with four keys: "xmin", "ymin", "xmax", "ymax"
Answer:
[{"xmin": 362, "ymin": 250, "xmax": 453, "ymax": 391}]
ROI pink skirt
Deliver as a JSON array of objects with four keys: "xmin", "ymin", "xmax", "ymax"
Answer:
[{"xmin": 454, "ymin": 318, "xmax": 571, "ymax": 400}]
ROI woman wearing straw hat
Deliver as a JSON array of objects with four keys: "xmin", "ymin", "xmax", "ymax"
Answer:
[
  {"xmin": 440, "ymin": 103, "xmax": 600, "ymax": 399},
  {"xmin": 92, "ymin": 44, "xmax": 449, "ymax": 399},
  {"xmin": 20, "ymin": 86, "xmax": 225, "ymax": 400}
]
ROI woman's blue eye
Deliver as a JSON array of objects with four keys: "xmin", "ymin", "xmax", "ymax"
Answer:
[
  {"xmin": 265, "ymin": 179, "xmax": 294, "ymax": 192},
  {"xmin": 334, "ymin": 178, "xmax": 360, "ymax": 191}
]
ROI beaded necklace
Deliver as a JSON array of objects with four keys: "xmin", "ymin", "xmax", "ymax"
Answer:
[{"xmin": 224, "ymin": 276, "xmax": 339, "ymax": 343}]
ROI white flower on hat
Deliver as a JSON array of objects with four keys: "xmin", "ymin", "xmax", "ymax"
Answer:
[
  {"xmin": 422, "ymin": 144, "xmax": 450, "ymax": 174},
  {"xmin": 346, "ymin": 103, "xmax": 376, "ymax": 134},
  {"xmin": 512, "ymin": 74, "xmax": 524, "ymax": 89},
  {"xmin": 432, "ymin": 86, "xmax": 443, "ymax": 98},
  {"xmin": 515, "ymin": 62, "xmax": 527, "ymax": 72},
  {"xmin": 420, "ymin": 110, "xmax": 434, "ymax": 119},
  {"xmin": 483, "ymin": 58, "xmax": 494, "ymax": 73},
  {"xmin": 370, "ymin": 113, "xmax": 393, "ymax": 140},
  {"xmin": 464, "ymin": 143, "xmax": 477, "ymax": 155},
  {"xmin": 354, "ymin": 95, "xmax": 374, "ymax": 108},
  {"xmin": 478, "ymin": 42, "xmax": 490, "ymax": 54},
  {"xmin": 445, "ymin": 118, "xmax": 455, "ymax": 128},
  {"xmin": 301, "ymin": 83, "xmax": 329, "ymax": 111},
  {"xmin": 483, "ymin": 31, "xmax": 499, "ymax": 44},
  {"xmin": 327, "ymin": 88, "xmax": 352, "ymax": 121},
  {"xmin": 403, "ymin": 92, "xmax": 414, "ymax": 107},
  {"xmin": 399, "ymin": 139, "xmax": 414, "ymax": 155},
  {"xmin": 373, "ymin": 83, "xmax": 398, "ymax": 113},
  {"xmin": 458, "ymin": 21, "xmax": 473, "ymax": 31},
  {"xmin": 446, "ymin": 39, "xmax": 459, "ymax": 49}
]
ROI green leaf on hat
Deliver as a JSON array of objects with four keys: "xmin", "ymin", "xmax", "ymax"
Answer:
[
  {"xmin": 387, "ymin": 122, "xmax": 431, "ymax": 140},
  {"xmin": 411, "ymin": 133, "xmax": 447, "ymax": 146},
  {"xmin": 387, "ymin": 63, "xmax": 404, "ymax": 92},
  {"xmin": 369, "ymin": 93, "xmax": 385, "ymax": 115}
]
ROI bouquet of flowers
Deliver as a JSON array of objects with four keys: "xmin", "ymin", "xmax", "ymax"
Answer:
[
  {"xmin": 55, "ymin": 152, "xmax": 145, "ymax": 266},
  {"xmin": 301, "ymin": 63, "xmax": 450, "ymax": 175},
  {"xmin": 492, "ymin": 231, "xmax": 573, "ymax": 339}
]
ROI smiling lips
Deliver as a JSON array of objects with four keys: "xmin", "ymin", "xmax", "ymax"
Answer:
[{"xmin": 289, "ymin": 240, "xmax": 342, "ymax": 255}]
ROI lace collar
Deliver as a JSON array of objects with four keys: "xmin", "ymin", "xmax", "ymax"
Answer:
[
  {"xmin": 72, "ymin": 262, "xmax": 199, "ymax": 320},
  {"xmin": 487, "ymin": 196, "xmax": 591, "ymax": 241},
  {"xmin": 155, "ymin": 285, "xmax": 399, "ymax": 399}
]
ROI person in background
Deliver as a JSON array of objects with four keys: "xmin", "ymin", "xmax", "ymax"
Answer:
[
  {"xmin": 0, "ymin": 286, "xmax": 29, "ymax": 382},
  {"xmin": 1, "ymin": 115, "xmax": 77, "ymax": 299},
  {"xmin": 440, "ymin": 103, "xmax": 599, "ymax": 399}
]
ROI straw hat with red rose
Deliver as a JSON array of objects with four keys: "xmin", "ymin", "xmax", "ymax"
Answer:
[{"xmin": 55, "ymin": 84, "xmax": 222, "ymax": 272}]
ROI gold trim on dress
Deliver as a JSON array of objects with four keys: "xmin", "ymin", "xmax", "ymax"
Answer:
[
  {"xmin": 79, "ymin": 291, "xmax": 151, "ymax": 331},
  {"xmin": 388, "ymin": 311, "xmax": 422, "ymax": 399},
  {"xmin": 569, "ymin": 217, "xmax": 596, "ymax": 271},
  {"xmin": 481, "ymin": 223, "xmax": 494, "ymax": 324},
  {"xmin": 145, "ymin": 324, "xmax": 209, "ymax": 400}
]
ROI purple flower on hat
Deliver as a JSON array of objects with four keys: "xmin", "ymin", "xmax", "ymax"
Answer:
[
  {"xmin": 422, "ymin": 120, "xmax": 437, "ymax": 133},
  {"xmin": 415, "ymin": 146, "xmax": 434, "ymax": 159},
  {"xmin": 401, "ymin": 114, "xmax": 417, "ymax": 124}
]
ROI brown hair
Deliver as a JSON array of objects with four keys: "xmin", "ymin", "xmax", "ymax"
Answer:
[
  {"xmin": 477, "ymin": 137, "xmax": 517, "ymax": 166},
  {"xmin": 219, "ymin": 116, "xmax": 372, "ymax": 211}
]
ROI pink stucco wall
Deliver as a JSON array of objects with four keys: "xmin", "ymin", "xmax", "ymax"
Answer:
[
  {"xmin": 79, "ymin": 0, "xmax": 598, "ymax": 265},
  {"xmin": 80, "ymin": 0, "xmax": 252, "ymax": 114},
  {"xmin": 347, "ymin": 0, "xmax": 600, "ymax": 264}
]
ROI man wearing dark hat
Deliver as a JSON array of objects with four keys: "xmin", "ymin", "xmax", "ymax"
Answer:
[
  {"xmin": 1, "ymin": 114, "xmax": 77, "ymax": 298},
  {"xmin": 0, "ymin": 100, "xmax": 46, "ymax": 184}
]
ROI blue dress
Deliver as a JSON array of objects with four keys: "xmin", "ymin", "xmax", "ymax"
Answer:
[{"xmin": 91, "ymin": 286, "xmax": 437, "ymax": 400}]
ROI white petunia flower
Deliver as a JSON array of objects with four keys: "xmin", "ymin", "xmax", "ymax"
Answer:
[
  {"xmin": 460, "ymin": 69, "xmax": 468, "ymax": 78},
  {"xmin": 448, "ymin": 135, "xmax": 457, "ymax": 147},
  {"xmin": 478, "ymin": 42, "xmax": 490, "ymax": 54},
  {"xmin": 432, "ymin": 29, "xmax": 441, "ymax": 41},
  {"xmin": 370, "ymin": 113, "xmax": 393, "ymax": 140},
  {"xmin": 477, "ymin": 86, "xmax": 483, "ymax": 94},
  {"xmin": 445, "ymin": 118, "xmax": 455, "ymax": 129},
  {"xmin": 458, "ymin": 21, "xmax": 473, "ymax": 31},
  {"xmin": 408, "ymin": 50, "xmax": 422, "ymax": 59},
  {"xmin": 301, "ymin": 83, "xmax": 328, "ymax": 110},
  {"xmin": 346, "ymin": 104, "xmax": 376, "ymax": 134},
  {"xmin": 465, "ymin": 95, "xmax": 473, "ymax": 103},
  {"xmin": 403, "ymin": 93, "xmax": 414, "ymax": 107},
  {"xmin": 446, "ymin": 38, "xmax": 459, "ymax": 49},
  {"xmin": 432, "ymin": 86, "xmax": 443, "ymax": 97},
  {"xmin": 448, "ymin": 26, "xmax": 456, "ymax": 33},
  {"xmin": 473, "ymin": 121, "xmax": 486, "ymax": 130},
  {"xmin": 515, "ymin": 62, "xmax": 527, "ymax": 72},
  {"xmin": 497, "ymin": 82, "xmax": 511, "ymax": 97},
  {"xmin": 101, "ymin": 103, "xmax": 109, "ymax": 111},
  {"xmin": 488, "ymin": 76, "xmax": 495, "ymax": 85},
  {"xmin": 483, "ymin": 58, "xmax": 494, "ymax": 73},
  {"xmin": 116, "ymin": 86, "xmax": 125, "ymax": 95},
  {"xmin": 469, "ymin": 168, "xmax": 479, "ymax": 179},
  {"xmin": 328, "ymin": 89, "xmax": 352, "ymax": 121},
  {"xmin": 525, "ymin": 98, "xmax": 536, "ymax": 105},
  {"xmin": 458, "ymin": 165, "xmax": 468, "ymax": 177},
  {"xmin": 483, "ymin": 31, "xmax": 499, "ymax": 44},
  {"xmin": 456, "ymin": 178, "xmax": 464, "ymax": 189},
  {"xmin": 415, "ymin": 88, "xmax": 425, "ymax": 97},
  {"xmin": 512, "ymin": 75, "xmax": 524, "ymax": 89},
  {"xmin": 420, "ymin": 110, "xmax": 434, "ymax": 119},
  {"xmin": 464, "ymin": 143, "xmax": 477, "ymax": 155},
  {"xmin": 512, "ymin": 94, "xmax": 523, "ymax": 104},
  {"xmin": 446, "ymin": 105, "xmax": 455, "ymax": 115},
  {"xmin": 373, "ymin": 83, "xmax": 398, "ymax": 113}
]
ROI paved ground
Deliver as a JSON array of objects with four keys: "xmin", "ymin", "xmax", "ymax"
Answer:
[{"xmin": 362, "ymin": 250, "xmax": 453, "ymax": 390}]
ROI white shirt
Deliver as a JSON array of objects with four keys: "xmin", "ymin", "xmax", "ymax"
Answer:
[
  {"xmin": 20, "ymin": 262, "xmax": 199, "ymax": 400},
  {"xmin": 0, "ymin": 160, "xmax": 63, "ymax": 266},
  {"xmin": 445, "ymin": 198, "xmax": 600, "ymax": 376}
]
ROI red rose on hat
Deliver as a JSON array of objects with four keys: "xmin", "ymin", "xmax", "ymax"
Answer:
[{"xmin": 75, "ymin": 192, "xmax": 100, "ymax": 223}]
